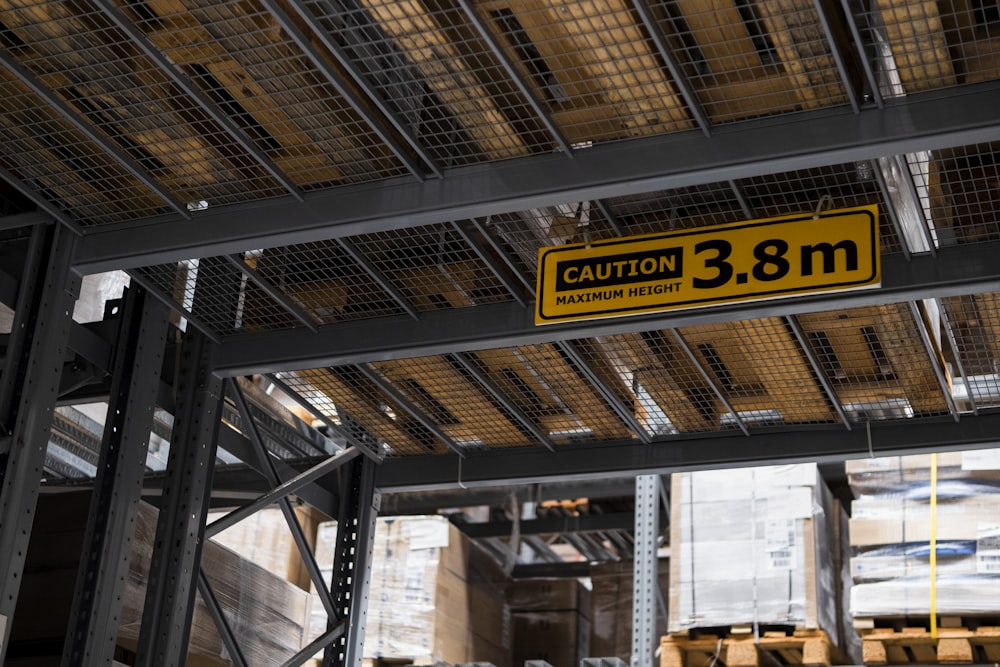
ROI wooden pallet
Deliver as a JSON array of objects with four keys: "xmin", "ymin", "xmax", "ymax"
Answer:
[
  {"xmin": 858, "ymin": 624, "xmax": 1000, "ymax": 665},
  {"xmin": 661, "ymin": 629, "xmax": 845, "ymax": 667}
]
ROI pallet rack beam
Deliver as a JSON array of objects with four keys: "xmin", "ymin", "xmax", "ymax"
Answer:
[
  {"xmin": 214, "ymin": 239, "xmax": 1000, "ymax": 375},
  {"xmin": 0, "ymin": 224, "xmax": 78, "ymax": 664},
  {"xmin": 72, "ymin": 81, "xmax": 1000, "ymax": 274},
  {"xmin": 61, "ymin": 286, "xmax": 169, "ymax": 666},
  {"xmin": 134, "ymin": 328, "xmax": 223, "ymax": 667}
]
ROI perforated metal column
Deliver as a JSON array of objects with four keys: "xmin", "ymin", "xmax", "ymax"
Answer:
[
  {"xmin": 134, "ymin": 328, "xmax": 223, "ymax": 667},
  {"xmin": 324, "ymin": 454, "xmax": 380, "ymax": 667},
  {"xmin": 0, "ymin": 224, "xmax": 79, "ymax": 663},
  {"xmin": 632, "ymin": 475, "xmax": 660, "ymax": 667},
  {"xmin": 61, "ymin": 285, "xmax": 169, "ymax": 666}
]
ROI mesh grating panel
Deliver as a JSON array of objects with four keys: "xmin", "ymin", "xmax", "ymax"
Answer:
[
  {"xmin": 737, "ymin": 162, "xmax": 902, "ymax": 253},
  {"xmin": 250, "ymin": 241, "xmax": 407, "ymax": 323},
  {"xmin": 647, "ymin": 0, "xmax": 850, "ymax": 123},
  {"xmin": 675, "ymin": 318, "xmax": 838, "ymax": 428},
  {"xmin": 0, "ymin": 1, "xmax": 293, "ymax": 221},
  {"xmin": 300, "ymin": 0, "xmax": 563, "ymax": 166},
  {"xmin": 280, "ymin": 366, "xmax": 451, "ymax": 456},
  {"xmin": 942, "ymin": 293, "xmax": 1000, "ymax": 410},
  {"xmin": 135, "ymin": 257, "xmax": 307, "ymax": 336},
  {"xmin": 347, "ymin": 223, "xmax": 515, "ymax": 311},
  {"xmin": 0, "ymin": 68, "xmax": 165, "ymax": 224},
  {"xmin": 469, "ymin": 0, "xmax": 694, "ymax": 142},
  {"xmin": 487, "ymin": 163, "xmax": 900, "ymax": 288},
  {"xmin": 850, "ymin": 0, "xmax": 1000, "ymax": 98},
  {"xmin": 470, "ymin": 342, "xmax": 635, "ymax": 445},
  {"xmin": 797, "ymin": 303, "xmax": 950, "ymax": 421},
  {"xmin": 908, "ymin": 142, "xmax": 1000, "ymax": 247},
  {"xmin": 370, "ymin": 355, "xmax": 537, "ymax": 449},
  {"xmin": 126, "ymin": 0, "xmax": 409, "ymax": 188}
]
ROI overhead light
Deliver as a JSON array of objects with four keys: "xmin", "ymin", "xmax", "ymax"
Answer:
[{"xmin": 186, "ymin": 200, "xmax": 209, "ymax": 212}]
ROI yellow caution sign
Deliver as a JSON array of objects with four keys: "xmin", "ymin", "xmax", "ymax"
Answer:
[{"xmin": 535, "ymin": 205, "xmax": 879, "ymax": 325}]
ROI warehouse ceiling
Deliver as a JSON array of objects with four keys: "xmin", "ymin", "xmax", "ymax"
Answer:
[{"xmin": 5, "ymin": 0, "xmax": 1000, "ymax": 477}]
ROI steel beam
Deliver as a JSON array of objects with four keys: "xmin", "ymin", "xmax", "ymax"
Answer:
[
  {"xmin": 324, "ymin": 456, "xmax": 379, "ymax": 667},
  {"xmin": 283, "ymin": 3, "xmax": 442, "ymax": 178},
  {"xmin": 205, "ymin": 445, "xmax": 361, "ymax": 538},
  {"xmin": 456, "ymin": 511, "xmax": 637, "ymax": 538},
  {"xmin": 135, "ymin": 329, "xmax": 223, "ymax": 667},
  {"xmin": 226, "ymin": 378, "xmax": 340, "ymax": 622},
  {"xmin": 939, "ymin": 300, "xmax": 978, "ymax": 415},
  {"xmin": 374, "ymin": 411, "xmax": 1000, "ymax": 491},
  {"xmin": 557, "ymin": 340, "xmax": 651, "ymax": 443},
  {"xmin": 222, "ymin": 254, "xmax": 319, "ymax": 332},
  {"xmin": 671, "ymin": 328, "xmax": 749, "ymax": 436},
  {"xmin": 0, "ymin": 165, "xmax": 82, "ymax": 236},
  {"xmin": 355, "ymin": 364, "xmax": 463, "ymax": 456},
  {"xmin": 632, "ymin": 475, "xmax": 660, "ymax": 667},
  {"xmin": 336, "ymin": 238, "xmax": 420, "ymax": 321},
  {"xmin": 94, "ymin": 0, "xmax": 303, "ymax": 200},
  {"xmin": 839, "ymin": 0, "xmax": 883, "ymax": 108},
  {"xmin": 61, "ymin": 286, "xmax": 169, "ymax": 667},
  {"xmin": 196, "ymin": 571, "xmax": 249, "ymax": 667},
  {"xmin": 593, "ymin": 199, "xmax": 626, "ymax": 237},
  {"xmin": 785, "ymin": 315, "xmax": 853, "ymax": 429},
  {"xmin": 468, "ymin": 217, "xmax": 537, "ymax": 294},
  {"xmin": 450, "ymin": 352, "xmax": 554, "ymax": 450},
  {"xmin": 0, "ymin": 225, "xmax": 78, "ymax": 664},
  {"xmin": 453, "ymin": 220, "xmax": 528, "ymax": 307},
  {"xmin": 264, "ymin": 374, "xmax": 383, "ymax": 462},
  {"xmin": 457, "ymin": 0, "xmax": 575, "ymax": 156},
  {"xmin": 631, "ymin": 0, "xmax": 711, "ymax": 134},
  {"xmin": 214, "ymin": 241, "xmax": 1000, "ymax": 375},
  {"xmin": 812, "ymin": 0, "xmax": 861, "ymax": 113},
  {"xmin": 126, "ymin": 269, "xmax": 222, "ymax": 344},
  {"xmin": 909, "ymin": 300, "xmax": 960, "ymax": 421},
  {"xmin": 260, "ymin": 0, "xmax": 428, "ymax": 181},
  {"xmin": 0, "ymin": 50, "xmax": 189, "ymax": 220},
  {"xmin": 871, "ymin": 158, "xmax": 911, "ymax": 260},
  {"xmin": 72, "ymin": 81, "xmax": 1000, "ymax": 274}
]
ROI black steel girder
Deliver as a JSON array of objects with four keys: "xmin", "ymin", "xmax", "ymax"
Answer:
[
  {"xmin": 214, "ymin": 240, "xmax": 1000, "ymax": 375},
  {"xmin": 72, "ymin": 81, "xmax": 1000, "ymax": 274}
]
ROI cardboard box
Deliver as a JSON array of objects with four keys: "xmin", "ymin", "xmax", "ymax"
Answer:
[
  {"xmin": 11, "ymin": 492, "xmax": 311, "ymax": 666},
  {"xmin": 511, "ymin": 610, "xmax": 590, "ymax": 667},
  {"xmin": 590, "ymin": 559, "xmax": 669, "ymax": 661},
  {"xmin": 335, "ymin": 516, "xmax": 511, "ymax": 667},
  {"xmin": 507, "ymin": 578, "xmax": 591, "ymax": 614}
]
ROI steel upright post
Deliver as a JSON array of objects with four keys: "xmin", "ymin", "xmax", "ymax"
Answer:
[
  {"xmin": 61, "ymin": 286, "xmax": 170, "ymax": 666},
  {"xmin": 0, "ymin": 224, "xmax": 79, "ymax": 663},
  {"xmin": 323, "ymin": 455, "xmax": 380, "ymax": 667},
  {"xmin": 632, "ymin": 475, "xmax": 660, "ymax": 667},
  {"xmin": 134, "ymin": 329, "xmax": 223, "ymax": 667}
]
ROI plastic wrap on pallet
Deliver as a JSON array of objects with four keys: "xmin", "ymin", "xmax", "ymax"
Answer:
[
  {"xmin": 847, "ymin": 451, "xmax": 1000, "ymax": 620},
  {"xmin": 850, "ymin": 542, "xmax": 980, "ymax": 581},
  {"xmin": 851, "ymin": 574, "xmax": 1000, "ymax": 616},
  {"xmin": 669, "ymin": 463, "xmax": 849, "ymax": 652},
  {"xmin": 116, "ymin": 501, "xmax": 312, "ymax": 665},
  {"xmin": 846, "ymin": 449, "xmax": 1000, "ymax": 494}
]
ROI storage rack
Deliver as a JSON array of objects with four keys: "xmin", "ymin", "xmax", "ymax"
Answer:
[{"xmin": 4, "ymin": 1, "xmax": 1000, "ymax": 665}]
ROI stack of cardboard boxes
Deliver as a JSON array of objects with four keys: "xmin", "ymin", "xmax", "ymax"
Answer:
[
  {"xmin": 848, "ymin": 450, "xmax": 1000, "ymax": 617},
  {"xmin": 667, "ymin": 464, "xmax": 858, "ymax": 661},
  {"xmin": 508, "ymin": 579, "xmax": 591, "ymax": 667},
  {"xmin": 589, "ymin": 560, "xmax": 670, "ymax": 661},
  {"xmin": 12, "ymin": 492, "xmax": 312, "ymax": 666},
  {"xmin": 343, "ymin": 516, "xmax": 510, "ymax": 667}
]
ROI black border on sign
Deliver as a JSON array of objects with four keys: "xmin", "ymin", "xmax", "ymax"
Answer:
[{"xmin": 535, "ymin": 208, "xmax": 879, "ymax": 323}]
